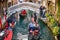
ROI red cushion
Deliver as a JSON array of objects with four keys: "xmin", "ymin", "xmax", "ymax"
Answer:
[{"xmin": 34, "ymin": 30, "xmax": 39, "ymax": 35}]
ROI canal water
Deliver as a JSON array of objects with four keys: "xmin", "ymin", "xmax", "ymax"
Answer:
[{"xmin": 12, "ymin": 10, "xmax": 55, "ymax": 40}]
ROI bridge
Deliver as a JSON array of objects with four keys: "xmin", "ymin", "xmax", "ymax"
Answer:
[{"xmin": 8, "ymin": 2, "xmax": 40, "ymax": 14}]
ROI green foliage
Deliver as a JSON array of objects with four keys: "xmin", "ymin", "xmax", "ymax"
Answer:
[
  {"xmin": 45, "ymin": 13, "xmax": 49, "ymax": 17},
  {"xmin": 50, "ymin": 19, "xmax": 55, "ymax": 23},
  {"xmin": 53, "ymin": 26, "xmax": 59, "ymax": 35},
  {"xmin": 46, "ymin": 13, "xmax": 56, "ymax": 24},
  {"xmin": 45, "ymin": 13, "xmax": 59, "ymax": 35},
  {"xmin": 57, "ymin": 1, "xmax": 60, "ymax": 19},
  {"xmin": 58, "ymin": 28, "xmax": 60, "ymax": 34},
  {"xmin": 45, "ymin": 1, "xmax": 60, "ymax": 36},
  {"xmin": 48, "ymin": 16, "xmax": 53, "ymax": 20}
]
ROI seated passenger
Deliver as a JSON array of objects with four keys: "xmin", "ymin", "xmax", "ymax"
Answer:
[
  {"xmin": 34, "ymin": 22, "xmax": 40, "ymax": 35},
  {"xmin": 8, "ymin": 23, "xmax": 13, "ymax": 30},
  {"xmin": 7, "ymin": 19, "xmax": 15, "ymax": 30},
  {"xmin": 28, "ymin": 17, "xmax": 35, "ymax": 34}
]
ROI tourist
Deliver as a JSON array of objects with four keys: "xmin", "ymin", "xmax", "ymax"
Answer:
[
  {"xmin": 39, "ymin": 5, "xmax": 43, "ymax": 17},
  {"xmin": 39, "ymin": 5, "xmax": 46, "ymax": 18},
  {"xmin": 7, "ymin": 19, "xmax": 14, "ymax": 30},
  {"xmin": 42, "ymin": 6, "xmax": 46, "ymax": 18},
  {"xmin": 28, "ymin": 17, "xmax": 35, "ymax": 35},
  {"xmin": 4, "ymin": 20, "xmax": 14, "ymax": 40},
  {"xmin": 4, "ymin": 15, "xmax": 16, "ymax": 40},
  {"xmin": 34, "ymin": 22, "xmax": 40, "ymax": 35}
]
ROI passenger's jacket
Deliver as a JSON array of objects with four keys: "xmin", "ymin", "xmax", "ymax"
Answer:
[{"xmin": 28, "ymin": 22, "xmax": 35, "ymax": 31}]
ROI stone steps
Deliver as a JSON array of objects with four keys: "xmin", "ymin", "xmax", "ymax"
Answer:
[{"xmin": 13, "ymin": 33, "xmax": 28, "ymax": 40}]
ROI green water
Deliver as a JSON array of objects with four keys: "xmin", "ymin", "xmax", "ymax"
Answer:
[
  {"xmin": 12, "ymin": 16, "xmax": 29, "ymax": 40},
  {"xmin": 12, "ymin": 17, "xmax": 55, "ymax": 40},
  {"xmin": 38, "ymin": 19, "xmax": 55, "ymax": 40},
  {"xmin": 12, "ymin": 10, "xmax": 55, "ymax": 40}
]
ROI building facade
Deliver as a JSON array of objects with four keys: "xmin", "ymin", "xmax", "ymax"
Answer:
[
  {"xmin": 0, "ymin": 0, "xmax": 8, "ymax": 17},
  {"xmin": 0, "ymin": 0, "xmax": 57, "ymax": 18}
]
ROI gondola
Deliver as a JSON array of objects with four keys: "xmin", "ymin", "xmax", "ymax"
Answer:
[{"xmin": 28, "ymin": 27, "xmax": 40, "ymax": 40}]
